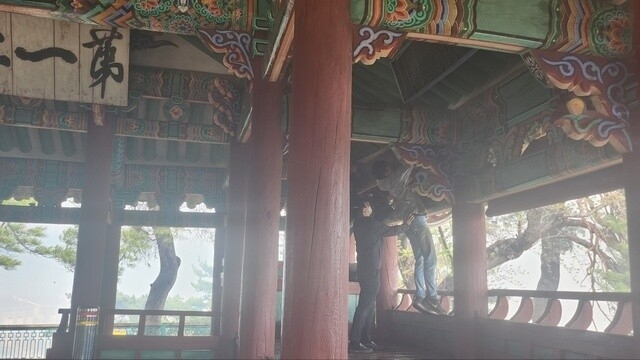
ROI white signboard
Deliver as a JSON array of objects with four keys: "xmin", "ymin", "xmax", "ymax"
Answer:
[{"xmin": 0, "ymin": 12, "xmax": 129, "ymax": 106}]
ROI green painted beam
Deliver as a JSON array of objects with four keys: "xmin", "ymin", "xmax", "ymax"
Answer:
[
  {"xmin": 209, "ymin": 144, "xmax": 229, "ymax": 167},
  {"xmin": 166, "ymin": 141, "xmax": 179, "ymax": 162},
  {"xmin": 143, "ymin": 139, "xmax": 156, "ymax": 161},
  {"xmin": 186, "ymin": 143, "xmax": 202, "ymax": 163},
  {"xmin": 471, "ymin": 0, "xmax": 549, "ymax": 48},
  {"xmin": 125, "ymin": 137, "xmax": 138, "ymax": 161},
  {"xmin": 352, "ymin": 107, "xmax": 403, "ymax": 142},
  {"xmin": 351, "ymin": 0, "xmax": 631, "ymax": 57},
  {"xmin": 37, "ymin": 128, "xmax": 55, "ymax": 155},
  {"xmin": 58, "ymin": 131, "xmax": 76, "ymax": 157},
  {"xmin": 14, "ymin": 127, "xmax": 32, "ymax": 153},
  {"xmin": 0, "ymin": 126, "xmax": 15, "ymax": 152}
]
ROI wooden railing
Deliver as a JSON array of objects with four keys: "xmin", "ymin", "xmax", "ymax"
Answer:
[
  {"xmin": 395, "ymin": 288, "xmax": 632, "ymax": 334},
  {"xmin": 395, "ymin": 289, "xmax": 454, "ymax": 315},
  {"xmin": 52, "ymin": 308, "xmax": 219, "ymax": 359},
  {"xmin": 104, "ymin": 309, "xmax": 216, "ymax": 337}
]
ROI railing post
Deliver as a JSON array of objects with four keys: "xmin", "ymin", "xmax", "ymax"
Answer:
[{"xmin": 72, "ymin": 307, "xmax": 99, "ymax": 360}]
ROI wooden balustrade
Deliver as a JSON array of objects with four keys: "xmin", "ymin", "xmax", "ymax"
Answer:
[
  {"xmin": 394, "ymin": 289, "xmax": 632, "ymax": 335},
  {"xmin": 53, "ymin": 308, "xmax": 219, "ymax": 359},
  {"xmin": 103, "ymin": 309, "xmax": 215, "ymax": 336},
  {"xmin": 395, "ymin": 289, "xmax": 454, "ymax": 315}
]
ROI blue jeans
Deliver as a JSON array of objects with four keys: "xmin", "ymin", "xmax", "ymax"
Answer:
[{"xmin": 405, "ymin": 215, "xmax": 437, "ymax": 300}]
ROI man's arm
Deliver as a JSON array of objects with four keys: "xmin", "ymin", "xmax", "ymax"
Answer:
[{"xmin": 375, "ymin": 214, "xmax": 414, "ymax": 238}]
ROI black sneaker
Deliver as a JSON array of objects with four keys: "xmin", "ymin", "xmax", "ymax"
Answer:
[
  {"xmin": 349, "ymin": 342, "xmax": 374, "ymax": 354},
  {"xmin": 412, "ymin": 298, "xmax": 429, "ymax": 314},
  {"xmin": 422, "ymin": 297, "xmax": 446, "ymax": 315},
  {"xmin": 362, "ymin": 341, "xmax": 383, "ymax": 351}
]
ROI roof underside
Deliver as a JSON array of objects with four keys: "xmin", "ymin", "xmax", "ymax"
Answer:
[{"xmin": 1, "ymin": 30, "xmax": 635, "ymax": 212}]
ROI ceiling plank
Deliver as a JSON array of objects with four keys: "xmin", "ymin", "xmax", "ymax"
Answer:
[
  {"xmin": 404, "ymin": 48, "xmax": 478, "ymax": 103},
  {"xmin": 449, "ymin": 61, "xmax": 525, "ymax": 110}
]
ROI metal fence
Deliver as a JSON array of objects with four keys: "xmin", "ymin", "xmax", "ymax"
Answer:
[
  {"xmin": 0, "ymin": 323, "xmax": 214, "ymax": 359},
  {"xmin": 0, "ymin": 326, "xmax": 56, "ymax": 359}
]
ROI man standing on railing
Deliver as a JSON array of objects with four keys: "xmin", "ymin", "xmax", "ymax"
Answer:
[
  {"xmin": 371, "ymin": 159, "xmax": 446, "ymax": 315},
  {"xmin": 349, "ymin": 201, "xmax": 414, "ymax": 353}
]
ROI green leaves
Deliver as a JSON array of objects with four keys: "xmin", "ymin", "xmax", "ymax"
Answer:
[{"xmin": 0, "ymin": 222, "xmax": 50, "ymax": 270}]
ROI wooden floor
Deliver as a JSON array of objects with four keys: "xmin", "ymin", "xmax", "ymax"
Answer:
[
  {"xmin": 274, "ymin": 342, "xmax": 444, "ymax": 359},
  {"xmin": 348, "ymin": 344, "xmax": 445, "ymax": 359}
]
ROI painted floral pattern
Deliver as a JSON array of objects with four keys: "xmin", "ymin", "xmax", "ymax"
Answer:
[
  {"xmin": 137, "ymin": 0, "xmax": 160, "ymax": 11},
  {"xmin": 589, "ymin": 8, "xmax": 632, "ymax": 57}
]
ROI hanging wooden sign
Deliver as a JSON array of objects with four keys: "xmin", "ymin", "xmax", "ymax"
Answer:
[{"xmin": 0, "ymin": 12, "xmax": 129, "ymax": 106}]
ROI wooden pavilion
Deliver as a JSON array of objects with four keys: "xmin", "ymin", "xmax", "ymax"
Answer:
[{"xmin": 0, "ymin": 0, "xmax": 639, "ymax": 359}]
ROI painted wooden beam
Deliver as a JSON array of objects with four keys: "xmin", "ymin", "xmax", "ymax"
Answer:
[
  {"xmin": 351, "ymin": 0, "xmax": 633, "ymax": 58},
  {"xmin": 0, "ymin": 205, "xmax": 224, "ymax": 227},
  {"xmin": 466, "ymin": 142, "xmax": 622, "ymax": 204},
  {"xmin": 264, "ymin": 0, "xmax": 294, "ymax": 82},
  {"xmin": 0, "ymin": 205, "xmax": 82, "ymax": 224},
  {"xmin": 0, "ymin": 157, "xmax": 227, "ymax": 202},
  {"xmin": 486, "ymin": 162, "xmax": 624, "ymax": 216},
  {"xmin": 0, "ymin": 107, "xmax": 230, "ymax": 143},
  {"xmin": 116, "ymin": 118, "xmax": 230, "ymax": 144},
  {"xmin": 0, "ymin": 1, "xmax": 254, "ymax": 35},
  {"xmin": 115, "ymin": 210, "xmax": 223, "ymax": 228}
]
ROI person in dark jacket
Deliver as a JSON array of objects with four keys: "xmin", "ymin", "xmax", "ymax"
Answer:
[
  {"xmin": 348, "ymin": 201, "xmax": 414, "ymax": 353},
  {"xmin": 371, "ymin": 159, "xmax": 445, "ymax": 315}
]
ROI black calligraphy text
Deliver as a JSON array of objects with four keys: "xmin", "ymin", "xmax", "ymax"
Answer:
[
  {"xmin": 0, "ymin": 33, "xmax": 9, "ymax": 68},
  {"xmin": 14, "ymin": 46, "xmax": 78, "ymax": 64},
  {"xmin": 82, "ymin": 27, "xmax": 124, "ymax": 98}
]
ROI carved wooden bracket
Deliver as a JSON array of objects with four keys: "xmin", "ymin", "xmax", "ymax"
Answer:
[
  {"xmin": 525, "ymin": 50, "xmax": 633, "ymax": 153},
  {"xmin": 390, "ymin": 143, "xmax": 459, "ymax": 204},
  {"xmin": 353, "ymin": 26, "xmax": 405, "ymax": 65},
  {"xmin": 198, "ymin": 29, "xmax": 254, "ymax": 80},
  {"xmin": 128, "ymin": 66, "xmax": 242, "ymax": 138}
]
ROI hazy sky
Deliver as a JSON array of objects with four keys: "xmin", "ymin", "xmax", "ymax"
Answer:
[
  {"xmin": 0, "ymin": 215, "xmax": 604, "ymax": 328},
  {"xmin": 0, "ymin": 223, "xmax": 214, "ymax": 321}
]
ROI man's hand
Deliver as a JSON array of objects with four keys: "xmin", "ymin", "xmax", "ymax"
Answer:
[{"xmin": 362, "ymin": 202, "xmax": 373, "ymax": 217}]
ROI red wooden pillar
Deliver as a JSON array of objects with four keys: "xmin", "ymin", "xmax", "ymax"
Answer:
[
  {"xmin": 625, "ymin": 125, "xmax": 640, "ymax": 358},
  {"xmin": 452, "ymin": 200, "xmax": 488, "ymax": 359},
  {"xmin": 349, "ymin": 233, "xmax": 357, "ymax": 263},
  {"xmin": 237, "ymin": 59, "xmax": 284, "ymax": 359},
  {"xmin": 220, "ymin": 142, "xmax": 250, "ymax": 358},
  {"xmin": 280, "ymin": 1, "xmax": 352, "ymax": 358},
  {"xmin": 626, "ymin": 5, "xmax": 640, "ymax": 353},
  {"xmin": 100, "ymin": 222, "xmax": 123, "ymax": 335},
  {"xmin": 212, "ymin": 226, "xmax": 226, "ymax": 335},
  {"xmin": 70, "ymin": 118, "xmax": 115, "ymax": 328},
  {"xmin": 376, "ymin": 235, "xmax": 399, "ymax": 340}
]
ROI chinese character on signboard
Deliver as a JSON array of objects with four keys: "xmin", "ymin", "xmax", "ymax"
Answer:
[
  {"xmin": 83, "ymin": 28, "xmax": 125, "ymax": 99},
  {"xmin": 0, "ymin": 12, "xmax": 129, "ymax": 106}
]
